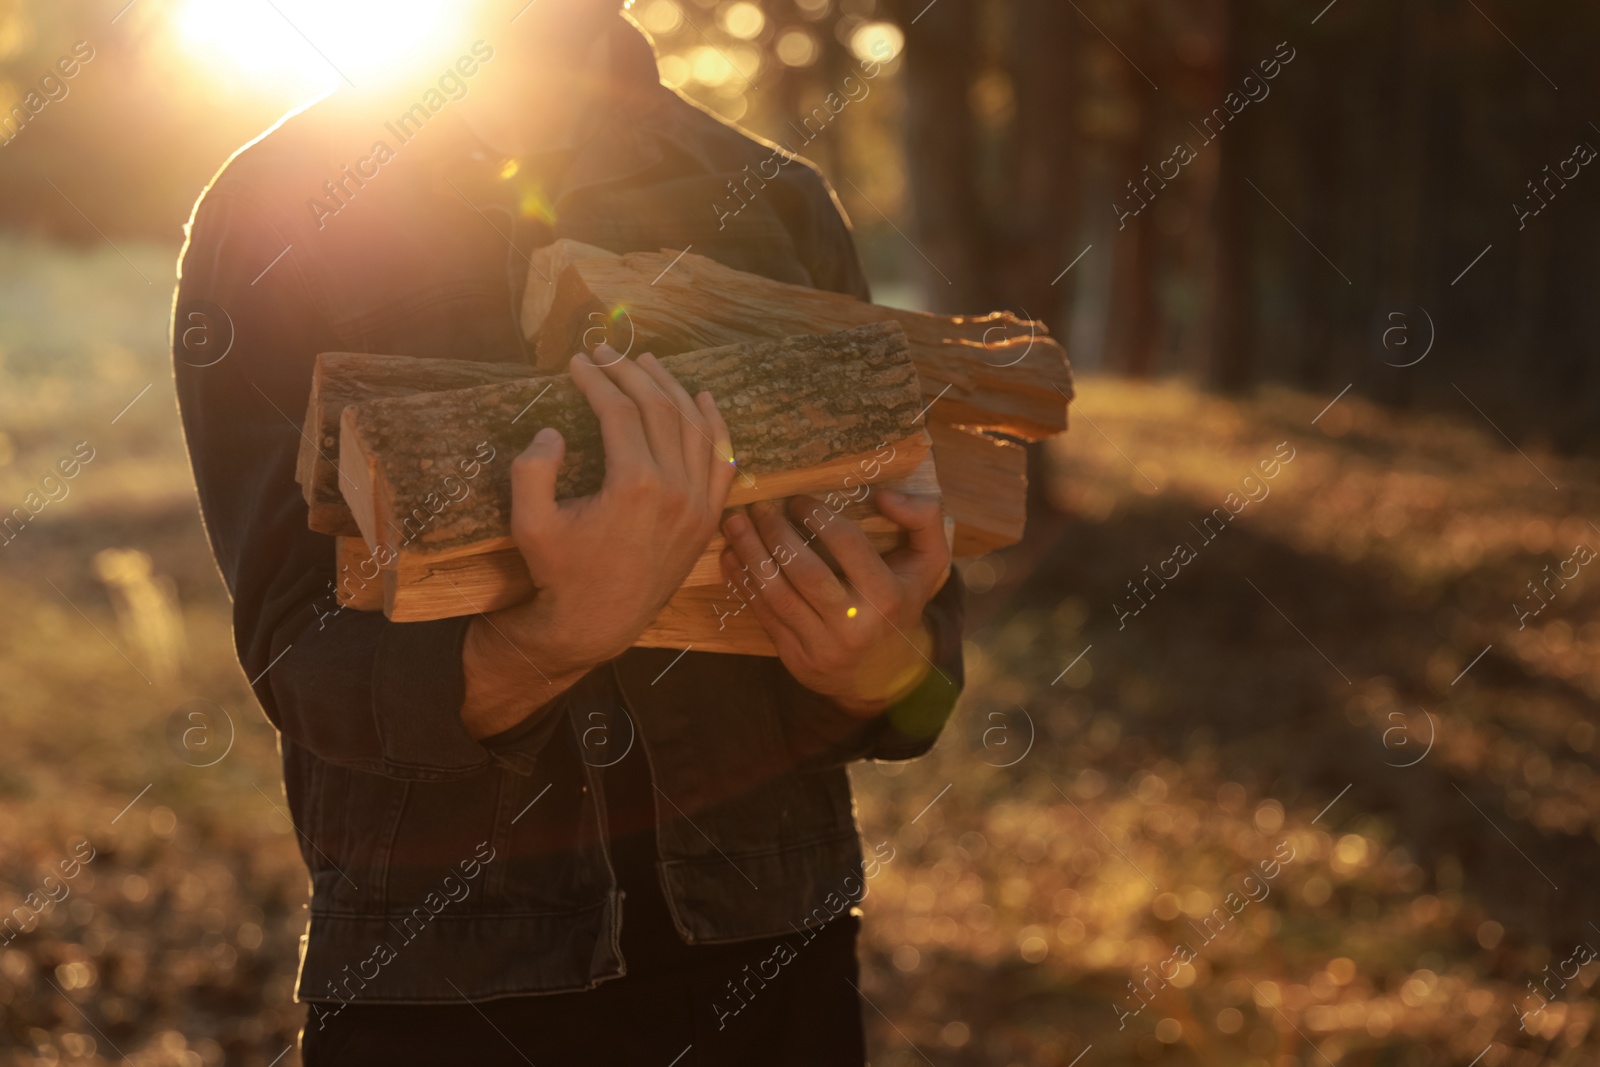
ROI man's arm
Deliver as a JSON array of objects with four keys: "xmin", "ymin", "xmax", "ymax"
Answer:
[
  {"xmin": 460, "ymin": 349, "xmax": 736, "ymax": 737},
  {"xmin": 175, "ymin": 190, "xmax": 523, "ymax": 779},
  {"xmin": 175, "ymin": 192, "xmax": 733, "ymax": 774}
]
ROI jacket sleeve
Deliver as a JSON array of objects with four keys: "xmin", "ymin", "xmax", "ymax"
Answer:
[
  {"xmin": 767, "ymin": 164, "xmax": 968, "ymax": 768},
  {"xmin": 172, "ymin": 188, "xmax": 566, "ymax": 781}
]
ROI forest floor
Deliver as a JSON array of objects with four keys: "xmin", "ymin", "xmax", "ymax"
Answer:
[{"xmin": 2, "ymin": 239, "xmax": 1598, "ymax": 1066}]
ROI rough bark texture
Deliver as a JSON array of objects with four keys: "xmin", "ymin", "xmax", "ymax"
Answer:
[
  {"xmin": 375, "ymin": 455, "xmax": 945, "ymax": 623},
  {"xmin": 298, "ymin": 353, "xmax": 540, "ymax": 536},
  {"xmin": 340, "ymin": 323, "xmax": 930, "ymax": 566},
  {"xmin": 522, "ymin": 240, "xmax": 1074, "ymax": 439}
]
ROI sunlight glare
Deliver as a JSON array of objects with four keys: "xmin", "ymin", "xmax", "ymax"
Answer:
[{"xmin": 177, "ymin": 0, "xmax": 463, "ymax": 97}]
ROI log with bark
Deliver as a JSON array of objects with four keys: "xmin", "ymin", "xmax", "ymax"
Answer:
[
  {"xmin": 304, "ymin": 364, "xmax": 1029, "ymax": 557},
  {"xmin": 364, "ymin": 454, "xmax": 945, "ymax": 623},
  {"xmin": 521, "ymin": 240, "xmax": 1074, "ymax": 439},
  {"xmin": 308, "ymin": 247, "xmax": 1069, "ymax": 652},
  {"xmin": 297, "ymin": 353, "xmax": 541, "ymax": 536},
  {"xmin": 338, "ymin": 322, "xmax": 933, "ymax": 623}
]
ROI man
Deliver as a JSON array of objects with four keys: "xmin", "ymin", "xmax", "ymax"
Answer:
[{"xmin": 172, "ymin": 1, "xmax": 964, "ymax": 1062}]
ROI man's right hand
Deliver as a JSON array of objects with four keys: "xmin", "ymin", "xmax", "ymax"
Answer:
[{"xmin": 459, "ymin": 345, "xmax": 735, "ymax": 739}]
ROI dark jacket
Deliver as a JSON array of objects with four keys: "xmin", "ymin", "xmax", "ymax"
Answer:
[{"xmin": 171, "ymin": 15, "xmax": 963, "ymax": 1005}]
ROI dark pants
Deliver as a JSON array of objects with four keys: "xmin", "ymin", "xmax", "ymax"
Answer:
[{"xmin": 299, "ymin": 916, "xmax": 866, "ymax": 1067}]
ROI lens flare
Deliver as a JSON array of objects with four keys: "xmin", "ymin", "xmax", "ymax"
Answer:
[{"xmin": 177, "ymin": 0, "xmax": 464, "ymax": 97}]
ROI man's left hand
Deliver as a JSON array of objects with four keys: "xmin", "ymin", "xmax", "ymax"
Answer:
[{"xmin": 718, "ymin": 488, "xmax": 951, "ymax": 718}]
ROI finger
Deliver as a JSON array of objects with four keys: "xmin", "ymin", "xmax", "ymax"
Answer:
[
  {"xmin": 747, "ymin": 499, "xmax": 854, "ymax": 620},
  {"xmin": 586, "ymin": 338, "xmax": 627, "ymax": 368},
  {"xmin": 509, "ymin": 427, "xmax": 564, "ymax": 545},
  {"xmin": 721, "ymin": 508, "xmax": 828, "ymax": 649},
  {"xmin": 635, "ymin": 352, "xmax": 709, "ymax": 493},
  {"xmin": 596, "ymin": 347, "xmax": 685, "ymax": 485},
  {"xmin": 875, "ymin": 489, "xmax": 951, "ymax": 590},
  {"xmin": 700, "ymin": 391, "xmax": 737, "ymax": 509},
  {"xmin": 785, "ymin": 495, "xmax": 900, "ymax": 606},
  {"xmin": 570, "ymin": 351, "xmax": 652, "ymax": 485},
  {"xmin": 718, "ymin": 548, "xmax": 807, "ymax": 660}
]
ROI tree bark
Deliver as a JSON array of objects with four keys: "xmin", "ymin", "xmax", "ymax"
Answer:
[
  {"xmin": 340, "ymin": 321, "xmax": 931, "ymax": 572},
  {"xmin": 372, "ymin": 456, "xmax": 945, "ymax": 623},
  {"xmin": 299, "ymin": 353, "xmax": 543, "ymax": 536},
  {"xmin": 525, "ymin": 241, "xmax": 1074, "ymax": 439}
]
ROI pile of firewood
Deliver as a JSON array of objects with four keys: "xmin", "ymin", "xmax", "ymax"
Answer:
[{"xmin": 295, "ymin": 240, "xmax": 1073, "ymax": 655}]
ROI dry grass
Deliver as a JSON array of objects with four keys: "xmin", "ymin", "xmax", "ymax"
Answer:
[
  {"xmin": 852, "ymin": 378, "xmax": 1600, "ymax": 1066},
  {"xmin": 2, "ymin": 241, "xmax": 1597, "ymax": 1065}
]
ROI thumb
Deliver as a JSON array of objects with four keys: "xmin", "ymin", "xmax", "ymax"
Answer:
[
  {"xmin": 510, "ymin": 427, "xmax": 565, "ymax": 534},
  {"xmin": 876, "ymin": 488, "xmax": 951, "ymax": 586}
]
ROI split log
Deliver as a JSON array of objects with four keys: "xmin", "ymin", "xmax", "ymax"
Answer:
[
  {"xmin": 308, "ymin": 351, "xmax": 1024, "ymax": 568},
  {"xmin": 298, "ymin": 353, "xmax": 540, "ymax": 536},
  {"xmin": 334, "ymin": 535, "xmax": 385, "ymax": 611},
  {"xmin": 521, "ymin": 240, "xmax": 1073, "ymax": 439},
  {"xmin": 928, "ymin": 423, "xmax": 1027, "ymax": 557},
  {"xmin": 636, "ymin": 582, "xmax": 776, "ymax": 656},
  {"xmin": 336, "ymin": 529, "xmax": 787, "ymax": 648},
  {"xmin": 376, "ymin": 453, "xmax": 943, "ymax": 622},
  {"xmin": 340, "ymin": 323, "xmax": 932, "ymax": 622}
]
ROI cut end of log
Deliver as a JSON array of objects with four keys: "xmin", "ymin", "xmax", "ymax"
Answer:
[{"xmin": 301, "ymin": 351, "xmax": 543, "ymax": 537}]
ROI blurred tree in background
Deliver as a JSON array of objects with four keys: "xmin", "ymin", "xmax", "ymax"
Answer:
[
  {"xmin": 2, "ymin": 0, "xmax": 1597, "ymax": 444},
  {"xmin": 4, "ymin": 5, "xmax": 1600, "ymax": 1063}
]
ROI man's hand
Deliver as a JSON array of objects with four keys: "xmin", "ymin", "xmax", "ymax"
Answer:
[
  {"xmin": 460, "ymin": 346, "xmax": 735, "ymax": 738},
  {"xmin": 718, "ymin": 488, "xmax": 952, "ymax": 718}
]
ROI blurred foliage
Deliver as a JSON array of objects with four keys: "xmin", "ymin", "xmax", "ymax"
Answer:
[
  {"xmin": 2, "ymin": 239, "xmax": 1598, "ymax": 1064},
  {"xmin": 3, "ymin": 2, "xmax": 1600, "ymax": 1065},
  {"xmin": 2, "ymin": 0, "xmax": 1598, "ymax": 443}
]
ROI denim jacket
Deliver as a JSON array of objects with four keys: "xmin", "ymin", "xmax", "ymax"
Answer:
[{"xmin": 171, "ymin": 15, "xmax": 964, "ymax": 1005}]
